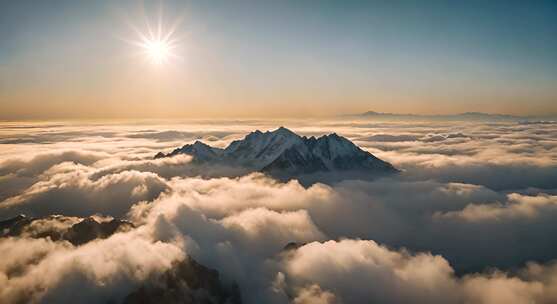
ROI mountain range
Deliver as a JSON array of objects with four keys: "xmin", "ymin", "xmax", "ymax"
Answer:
[
  {"xmin": 344, "ymin": 111, "xmax": 557, "ymax": 122},
  {"xmin": 154, "ymin": 127, "xmax": 398, "ymax": 182}
]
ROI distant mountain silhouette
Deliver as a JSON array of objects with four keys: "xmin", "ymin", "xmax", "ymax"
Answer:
[{"xmin": 344, "ymin": 111, "xmax": 556, "ymax": 121}]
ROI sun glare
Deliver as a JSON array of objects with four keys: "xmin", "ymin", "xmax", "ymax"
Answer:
[{"xmin": 126, "ymin": 11, "xmax": 182, "ymax": 65}]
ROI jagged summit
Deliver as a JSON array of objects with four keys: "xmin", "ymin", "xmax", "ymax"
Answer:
[{"xmin": 155, "ymin": 127, "xmax": 398, "ymax": 182}]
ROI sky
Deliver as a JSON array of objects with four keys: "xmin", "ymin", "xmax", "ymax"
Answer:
[{"xmin": 1, "ymin": 0, "xmax": 556, "ymax": 119}]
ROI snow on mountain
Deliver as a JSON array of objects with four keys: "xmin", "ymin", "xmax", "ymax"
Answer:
[
  {"xmin": 223, "ymin": 127, "xmax": 303, "ymax": 168},
  {"xmin": 154, "ymin": 127, "xmax": 398, "ymax": 180}
]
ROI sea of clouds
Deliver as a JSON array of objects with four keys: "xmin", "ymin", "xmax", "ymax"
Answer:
[{"xmin": 1, "ymin": 119, "xmax": 557, "ymax": 303}]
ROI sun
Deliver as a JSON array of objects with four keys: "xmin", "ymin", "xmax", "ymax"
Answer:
[
  {"xmin": 125, "ymin": 12, "xmax": 182, "ymax": 66},
  {"xmin": 142, "ymin": 38, "xmax": 172, "ymax": 64},
  {"xmin": 136, "ymin": 30, "xmax": 180, "ymax": 65}
]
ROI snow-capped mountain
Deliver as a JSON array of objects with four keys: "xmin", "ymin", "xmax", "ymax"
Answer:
[{"xmin": 155, "ymin": 127, "xmax": 398, "ymax": 181}]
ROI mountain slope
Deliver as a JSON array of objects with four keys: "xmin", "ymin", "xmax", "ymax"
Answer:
[{"xmin": 262, "ymin": 133, "xmax": 396, "ymax": 176}]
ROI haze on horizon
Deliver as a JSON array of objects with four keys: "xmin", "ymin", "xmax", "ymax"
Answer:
[{"xmin": 1, "ymin": 0, "xmax": 556, "ymax": 119}]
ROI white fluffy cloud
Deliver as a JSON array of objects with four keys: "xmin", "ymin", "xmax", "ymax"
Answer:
[
  {"xmin": 292, "ymin": 284, "xmax": 339, "ymax": 304},
  {"xmin": 436, "ymin": 193, "xmax": 557, "ymax": 221},
  {"xmin": 280, "ymin": 239, "xmax": 557, "ymax": 304},
  {"xmin": 0, "ymin": 162, "xmax": 169, "ymax": 218},
  {"xmin": 282, "ymin": 239, "xmax": 456, "ymax": 303},
  {"xmin": 0, "ymin": 231, "xmax": 184, "ymax": 303}
]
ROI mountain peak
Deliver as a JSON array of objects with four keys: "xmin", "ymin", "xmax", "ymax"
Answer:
[
  {"xmin": 192, "ymin": 140, "xmax": 210, "ymax": 147},
  {"xmin": 325, "ymin": 132, "xmax": 342, "ymax": 140},
  {"xmin": 276, "ymin": 126, "xmax": 292, "ymax": 132},
  {"xmin": 269, "ymin": 126, "xmax": 298, "ymax": 137}
]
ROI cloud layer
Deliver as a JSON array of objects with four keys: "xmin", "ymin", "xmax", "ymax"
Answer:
[{"xmin": 1, "ymin": 119, "xmax": 557, "ymax": 303}]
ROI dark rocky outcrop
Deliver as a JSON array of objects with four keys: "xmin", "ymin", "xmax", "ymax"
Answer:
[
  {"xmin": 0, "ymin": 214, "xmax": 133, "ymax": 246},
  {"xmin": 123, "ymin": 256, "xmax": 242, "ymax": 304}
]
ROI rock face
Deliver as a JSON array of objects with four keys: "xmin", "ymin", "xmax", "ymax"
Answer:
[
  {"xmin": 123, "ymin": 256, "xmax": 242, "ymax": 304},
  {"xmin": 155, "ymin": 127, "xmax": 398, "ymax": 182}
]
